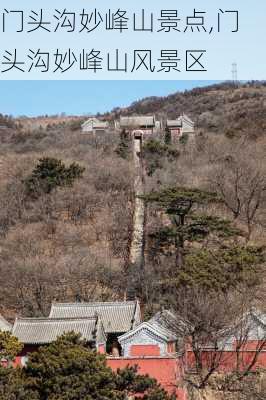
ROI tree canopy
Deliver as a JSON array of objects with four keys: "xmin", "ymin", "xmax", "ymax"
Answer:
[
  {"xmin": 25, "ymin": 157, "xmax": 85, "ymax": 198},
  {"xmin": 0, "ymin": 331, "xmax": 23, "ymax": 362},
  {"xmin": 0, "ymin": 333, "xmax": 172, "ymax": 400}
]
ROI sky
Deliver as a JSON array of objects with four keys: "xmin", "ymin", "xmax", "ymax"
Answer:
[{"xmin": 0, "ymin": 80, "xmax": 220, "ymax": 117}]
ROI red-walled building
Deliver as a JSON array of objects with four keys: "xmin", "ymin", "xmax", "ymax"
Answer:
[
  {"xmin": 12, "ymin": 316, "xmax": 106, "ymax": 366},
  {"xmin": 107, "ymin": 317, "xmax": 185, "ymax": 397},
  {"xmin": 119, "ymin": 115, "xmax": 159, "ymax": 135},
  {"xmin": 166, "ymin": 114, "xmax": 195, "ymax": 139},
  {"xmin": 2, "ymin": 303, "xmax": 266, "ymax": 399}
]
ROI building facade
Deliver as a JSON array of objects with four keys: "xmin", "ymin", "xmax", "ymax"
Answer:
[
  {"xmin": 1, "ymin": 302, "xmax": 265, "ymax": 399},
  {"xmin": 166, "ymin": 114, "xmax": 195, "ymax": 138},
  {"xmin": 81, "ymin": 118, "xmax": 109, "ymax": 134},
  {"xmin": 119, "ymin": 115, "xmax": 159, "ymax": 135}
]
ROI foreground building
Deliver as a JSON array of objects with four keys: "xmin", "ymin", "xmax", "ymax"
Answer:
[
  {"xmin": 10, "ymin": 301, "xmax": 182, "ymax": 396},
  {"xmin": 12, "ymin": 316, "xmax": 106, "ymax": 366},
  {"xmin": 49, "ymin": 300, "xmax": 141, "ymax": 355},
  {"xmin": 1, "ymin": 302, "xmax": 265, "ymax": 399}
]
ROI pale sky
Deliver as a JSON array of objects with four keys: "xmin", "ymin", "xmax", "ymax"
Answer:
[{"xmin": 0, "ymin": 80, "xmax": 220, "ymax": 117}]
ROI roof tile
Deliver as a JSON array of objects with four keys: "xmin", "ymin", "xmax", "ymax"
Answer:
[{"xmin": 49, "ymin": 301, "xmax": 141, "ymax": 334}]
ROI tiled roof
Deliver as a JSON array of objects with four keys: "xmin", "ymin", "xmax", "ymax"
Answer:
[
  {"xmin": 0, "ymin": 314, "xmax": 12, "ymax": 332},
  {"xmin": 12, "ymin": 317, "xmax": 106, "ymax": 345},
  {"xmin": 49, "ymin": 301, "xmax": 141, "ymax": 334},
  {"xmin": 252, "ymin": 310, "xmax": 266, "ymax": 326},
  {"xmin": 178, "ymin": 115, "xmax": 194, "ymax": 126},
  {"xmin": 118, "ymin": 321, "xmax": 177, "ymax": 344},
  {"xmin": 166, "ymin": 120, "xmax": 182, "ymax": 128},
  {"xmin": 120, "ymin": 116, "xmax": 155, "ymax": 128},
  {"xmin": 149, "ymin": 310, "xmax": 187, "ymax": 337},
  {"xmin": 181, "ymin": 114, "xmax": 194, "ymax": 123},
  {"xmin": 245, "ymin": 310, "xmax": 266, "ymax": 341},
  {"xmin": 149, "ymin": 311, "xmax": 179, "ymax": 340},
  {"xmin": 82, "ymin": 118, "xmax": 109, "ymax": 129},
  {"xmin": 166, "ymin": 115, "xmax": 194, "ymax": 129}
]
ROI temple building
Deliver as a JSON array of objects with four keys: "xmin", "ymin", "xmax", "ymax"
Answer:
[
  {"xmin": 1, "ymin": 301, "xmax": 265, "ymax": 398},
  {"xmin": 49, "ymin": 300, "xmax": 141, "ymax": 355},
  {"xmin": 12, "ymin": 316, "xmax": 106, "ymax": 366},
  {"xmin": 118, "ymin": 115, "xmax": 161, "ymax": 135},
  {"xmin": 118, "ymin": 320, "xmax": 177, "ymax": 357},
  {"xmin": 81, "ymin": 117, "xmax": 110, "ymax": 134},
  {"xmin": 166, "ymin": 114, "xmax": 195, "ymax": 137}
]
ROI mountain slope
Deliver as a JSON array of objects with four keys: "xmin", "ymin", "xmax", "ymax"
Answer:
[{"xmin": 110, "ymin": 82, "xmax": 266, "ymax": 138}]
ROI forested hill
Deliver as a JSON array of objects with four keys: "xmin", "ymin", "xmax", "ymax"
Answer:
[
  {"xmin": 109, "ymin": 81, "xmax": 266, "ymax": 138},
  {"xmin": 0, "ymin": 81, "xmax": 265, "ymax": 322}
]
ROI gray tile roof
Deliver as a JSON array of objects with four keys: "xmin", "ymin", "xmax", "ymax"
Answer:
[
  {"xmin": 148, "ymin": 311, "xmax": 179, "ymax": 340},
  {"xmin": 0, "ymin": 314, "xmax": 12, "ymax": 332},
  {"xmin": 119, "ymin": 320, "xmax": 177, "ymax": 344},
  {"xmin": 180, "ymin": 114, "xmax": 194, "ymax": 124},
  {"xmin": 149, "ymin": 310, "xmax": 189, "ymax": 337},
  {"xmin": 245, "ymin": 310, "xmax": 266, "ymax": 341},
  {"xmin": 82, "ymin": 118, "xmax": 109, "ymax": 129},
  {"xmin": 12, "ymin": 317, "xmax": 106, "ymax": 345},
  {"xmin": 120, "ymin": 116, "xmax": 155, "ymax": 128},
  {"xmin": 252, "ymin": 310, "xmax": 266, "ymax": 326},
  {"xmin": 166, "ymin": 120, "xmax": 182, "ymax": 128},
  {"xmin": 178, "ymin": 114, "xmax": 195, "ymax": 127},
  {"xmin": 49, "ymin": 301, "xmax": 141, "ymax": 334},
  {"xmin": 149, "ymin": 322, "xmax": 177, "ymax": 341}
]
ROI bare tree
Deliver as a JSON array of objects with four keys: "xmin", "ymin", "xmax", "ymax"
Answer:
[
  {"xmin": 208, "ymin": 141, "xmax": 266, "ymax": 240},
  {"xmin": 160, "ymin": 286, "xmax": 266, "ymax": 395}
]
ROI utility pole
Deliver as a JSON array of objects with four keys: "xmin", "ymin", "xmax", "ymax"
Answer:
[{"xmin": 232, "ymin": 62, "xmax": 238, "ymax": 84}]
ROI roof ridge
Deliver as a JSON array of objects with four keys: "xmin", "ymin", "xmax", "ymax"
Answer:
[
  {"xmin": 118, "ymin": 321, "xmax": 177, "ymax": 342},
  {"xmin": 16, "ymin": 317, "xmax": 99, "ymax": 323},
  {"xmin": 51, "ymin": 301, "xmax": 137, "ymax": 307}
]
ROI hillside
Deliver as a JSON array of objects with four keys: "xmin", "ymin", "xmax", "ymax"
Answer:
[
  {"xmin": 0, "ymin": 81, "xmax": 265, "ymax": 323},
  {"xmin": 110, "ymin": 81, "xmax": 266, "ymax": 138}
]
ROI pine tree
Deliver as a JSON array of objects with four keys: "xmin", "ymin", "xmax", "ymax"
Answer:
[
  {"xmin": 24, "ymin": 157, "xmax": 85, "ymax": 198},
  {"xmin": 164, "ymin": 127, "xmax": 172, "ymax": 145},
  {"xmin": 24, "ymin": 333, "xmax": 172, "ymax": 400},
  {"xmin": 143, "ymin": 187, "xmax": 236, "ymax": 268},
  {"xmin": 115, "ymin": 129, "xmax": 131, "ymax": 159},
  {"xmin": 142, "ymin": 186, "xmax": 264, "ymax": 292},
  {"xmin": 0, "ymin": 331, "xmax": 23, "ymax": 363}
]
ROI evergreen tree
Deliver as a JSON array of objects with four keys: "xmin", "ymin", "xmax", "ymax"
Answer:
[
  {"xmin": 25, "ymin": 158, "xmax": 85, "ymax": 198},
  {"xmin": 0, "ymin": 333, "xmax": 26, "ymax": 400},
  {"xmin": 115, "ymin": 129, "xmax": 131, "ymax": 159},
  {"xmin": 0, "ymin": 366, "xmax": 30, "ymax": 400},
  {"xmin": 143, "ymin": 140, "xmax": 179, "ymax": 176},
  {"xmin": 143, "ymin": 187, "xmax": 239, "ymax": 268},
  {"xmin": 164, "ymin": 127, "xmax": 172, "ymax": 145},
  {"xmin": 142, "ymin": 186, "xmax": 264, "ymax": 295},
  {"xmin": 0, "ymin": 331, "xmax": 23, "ymax": 363},
  {"xmin": 24, "ymin": 333, "xmax": 172, "ymax": 400}
]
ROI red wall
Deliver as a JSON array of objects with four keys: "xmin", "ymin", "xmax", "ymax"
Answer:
[
  {"xmin": 130, "ymin": 344, "xmax": 160, "ymax": 357},
  {"xmin": 14, "ymin": 343, "xmax": 266, "ymax": 400},
  {"xmin": 14, "ymin": 345, "xmax": 39, "ymax": 367},
  {"xmin": 186, "ymin": 350, "xmax": 266, "ymax": 373},
  {"xmin": 107, "ymin": 356, "xmax": 186, "ymax": 399},
  {"xmin": 170, "ymin": 128, "xmax": 181, "ymax": 135},
  {"xmin": 97, "ymin": 344, "xmax": 105, "ymax": 354}
]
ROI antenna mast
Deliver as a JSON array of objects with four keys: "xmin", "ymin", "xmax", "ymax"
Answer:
[{"xmin": 232, "ymin": 62, "xmax": 238, "ymax": 83}]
